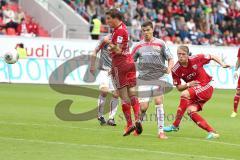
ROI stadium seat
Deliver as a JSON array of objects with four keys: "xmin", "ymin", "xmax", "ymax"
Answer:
[{"xmin": 38, "ymin": 27, "xmax": 49, "ymax": 37}]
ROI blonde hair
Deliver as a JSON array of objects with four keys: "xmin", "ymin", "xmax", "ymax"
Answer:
[{"xmin": 177, "ymin": 45, "xmax": 189, "ymax": 55}]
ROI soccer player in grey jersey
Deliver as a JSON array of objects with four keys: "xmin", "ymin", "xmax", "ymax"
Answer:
[
  {"xmin": 132, "ymin": 21, "xmax": 174, "ymax": 139},
  {"xmin": 90, "ymin": 35, "xmax": 119, "ymax": 126}
]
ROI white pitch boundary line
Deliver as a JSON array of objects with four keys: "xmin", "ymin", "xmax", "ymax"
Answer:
[
  {"xmin": 0, "ymin": 136, "xmax": 235, "ymax": 160},
  {"xmin": 0, "ymin": 121, "xmax": 240, "ymax": 148},
  {"xmin": 182, "ymin": 137, "xmax": 240, "ymax": 148}
]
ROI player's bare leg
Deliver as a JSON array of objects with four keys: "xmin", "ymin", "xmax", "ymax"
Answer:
[
  {"xmin": 128, "ymin": 86, "xmax": 142, "ymax": 135},
  {"xmin": 231, "ymin": 89, "xmax": 240, "ymax": 117},
  {"xmin": 140, "ymin": 102, "xmax": 149, "ymax": 121},
  {"xmin": 97, "ymin": 87, "xmax": 109, "ymax": 125},
  {"xmin": 187, "ymin": 105, "xmax": 219, "ymax": 139},
  {"xmin": 119, "ymin": 87, "xmax": 135, "ymax": 136},
  {"xmin": 107, "ymin": 90, "xmax": 119, "ymax": 126},
  {"xmin": 154, "ymin": 95, "xmax": 168, "ymax": 139}
]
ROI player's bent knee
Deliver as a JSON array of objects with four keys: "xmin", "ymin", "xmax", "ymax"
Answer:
[
  {"xmin": 120, "ymin": 93, "xmax": 129, "ymax": 102},
  {"xmin": 187, "ymin": 105, "xmax": 198, "ymax": 115},
  {"xmin": 140, "ymin": 102, "xmax": 149, "ymax": 110},
  {"xmin": 100, "ymin": 88, "xmax": 109, "ymax": 97},
  {"xmin": 187, "ymin": 108, "xmax": 192, "ymax": 115},
  {"xmin": 112, "ymin": 91, "xmax": 119, "ymax": 98},
  {"xmin": 154, "ymin": 99, "xmax": 163, "ymax": 105},
  {"xmin": 154, "ymin": 95, "xmax": 163, "ymax": 105},
  {"xmin": 112, "ymin": 94, "xmax": 119, "ymax": 98},
  {"xmin": 236, "ymin": 89, "xmax": 240, "ymax": 95},
  {"xmin": 128, "ymin": 87, "xmax": 137, "ymax": 97},
  {"xmin": 180, "ymin": 90, "xmax": 190, "ymax": 99},
  {"xmin": 155, "ymin": 101, "xmax": 163, "ymax": 105}
]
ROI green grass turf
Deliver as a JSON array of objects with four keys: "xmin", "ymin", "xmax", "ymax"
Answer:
[{"xmin": 0, "ymin": 83, "xmax": 239, "ymax": 160}]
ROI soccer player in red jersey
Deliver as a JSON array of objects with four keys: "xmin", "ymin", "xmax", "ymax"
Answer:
[
  {"xmin": 164, "ymin": 45, "xmax": 230, "ymax": 139},
  {"xmin": 105, "ymin": 8, "xmax": 142, "ymax": 136},
  {"xmin": 232, "ymin": 48, "xmax": 240, "ymax": 117}
]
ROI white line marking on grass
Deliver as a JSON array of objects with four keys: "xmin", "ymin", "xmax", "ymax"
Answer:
[
  {"xmin": 141, "ymin": 133, "xmax": 240, "ymax": 148},
  {"xmin": 1, "ymin": 121, "xmax": 240, "ymax": 148},
  {"xmin": 182, "ymin": 137, "xmax": 240, "ymax": 148},
  {"xmin": 0, "ymin": 136, "xmax": 235, "ymax": 160},
  {"xmin": 0, "ymin": 121, "xmax": 121, "ymax": 133}
]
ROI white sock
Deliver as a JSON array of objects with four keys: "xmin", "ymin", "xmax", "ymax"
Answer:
[
  {"xmin": 109, "ymin": 97, "xmax": 119, "ymax": 119},
  {"xmin": 97, "ymin": 95, "xmax": 106, "ymax": 118},
  {"xmin": 156, "ymin": 104, "xmax": 164, "ymax": 134}
]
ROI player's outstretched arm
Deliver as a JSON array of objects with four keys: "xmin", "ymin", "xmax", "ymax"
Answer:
[
  {"xmin": 176, "ymin": 81, "xmax": 200, "ymax": 92},
  {"xmin": 90, "ymin": 36, "xmax": 110, "ymax": 74},
  {"xmin": 210, "ymin": 54, "xmax": 230, "ymax": 68}
]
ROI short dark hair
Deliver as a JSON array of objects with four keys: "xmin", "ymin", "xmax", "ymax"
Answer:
[
  {"xmin": 105, "ymin": 8, "xmax": 123, "ymax": 20},
  {"xmin": 141, "ymin": 21, "xmax": 153, "ymax": 29}
]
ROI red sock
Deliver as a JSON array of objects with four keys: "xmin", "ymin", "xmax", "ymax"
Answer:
[
  {"xmin": 122, "ymin": 101, "xmax": 133, "ymax": 127},
  {"xmin": 173, "ymin": 96, "xmax": 189, "ymax": 127},
  {"xmin": 188, "ymin": 112, "xmax": 214, "ymax": 132},
  {"xmin": 233, "ymin": 95, "xmax": 240, "ymax": 113},
  {"xmin": 130, "ymin": 96, "xmax": 140, "ymax": 121}
]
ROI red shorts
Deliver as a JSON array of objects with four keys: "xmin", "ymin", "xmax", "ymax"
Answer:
[
  {"xmin": 188, "ymin": 84, "xmax": 214, "ymax": 111},
  {"xmin": 237, "ymin": 77, "xmax": 240, "ymax": 89},
  {"xmin": 111, "ymin": 62, "xmax": 136, "ymax": 89}
]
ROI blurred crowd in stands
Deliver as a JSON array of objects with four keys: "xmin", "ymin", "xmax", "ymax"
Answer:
[
  {"xmin": 0, "ymin": 0, "xmax": 48, "ymax": 37},
  {"xmin": 64, "ymin": 0, "xmax": 240, "ymax": 46},
  {"xmin": 0, "ymin": 0, "xmax": 239, "ymax": 46}
]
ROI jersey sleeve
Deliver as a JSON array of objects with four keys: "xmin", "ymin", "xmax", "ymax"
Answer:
[
  {"xmin": 197, "ymin": 54, "xmax": 211, "ymax": 65},
  {"xmin": 172, "ymin": 71, "xmax": 181, "ymax": 86},
  {"xmin": 133, "ymin": 50, "xmax": 140, "ymax": 62},
  {"xmin": 131, "ymin": 43, "xmax": 141, "ymax": 62},
  {"xmin": 162, "ymin": 41, "xmax": 173, "ymax": 60}
]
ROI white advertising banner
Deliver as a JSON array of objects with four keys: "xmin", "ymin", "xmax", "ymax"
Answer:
[
  {"xmin": 0, "ymin": 36, "xmax": 98, "ymax": 59},
  {"xmin": 0, "ymin": 36, "xmax": 239, "ymax": 89}
]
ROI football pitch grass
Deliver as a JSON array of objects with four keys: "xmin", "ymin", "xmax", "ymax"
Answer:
[{"xmin": 0, "ymin": 83, "xmax": 239, "ymax": 160}]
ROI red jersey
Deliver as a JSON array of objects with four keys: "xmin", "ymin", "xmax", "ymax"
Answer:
[
  {"xmin": 111, "ymin": 22, "xmax": 131, "ymax": 66},
  {"xmin": 172, "ymin": 54, "xmax": 212, "ymax": 86}
]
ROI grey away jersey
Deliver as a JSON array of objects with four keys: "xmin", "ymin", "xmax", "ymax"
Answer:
[
  {"xmin": 132, "ymin": 38, "xmax": 173, "ymax": 80},
  {"xmin": 95, "ymin": 37, "xmax": 112, "ymax": 70}
]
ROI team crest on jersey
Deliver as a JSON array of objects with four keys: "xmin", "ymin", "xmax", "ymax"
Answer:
[
  {"xmin": 117, "ymin": 36, "xmax": 123, "ymax": 43},
  {"xmin": 192, "ymin": 64, "xmax": 198, "ymax": 70}
]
